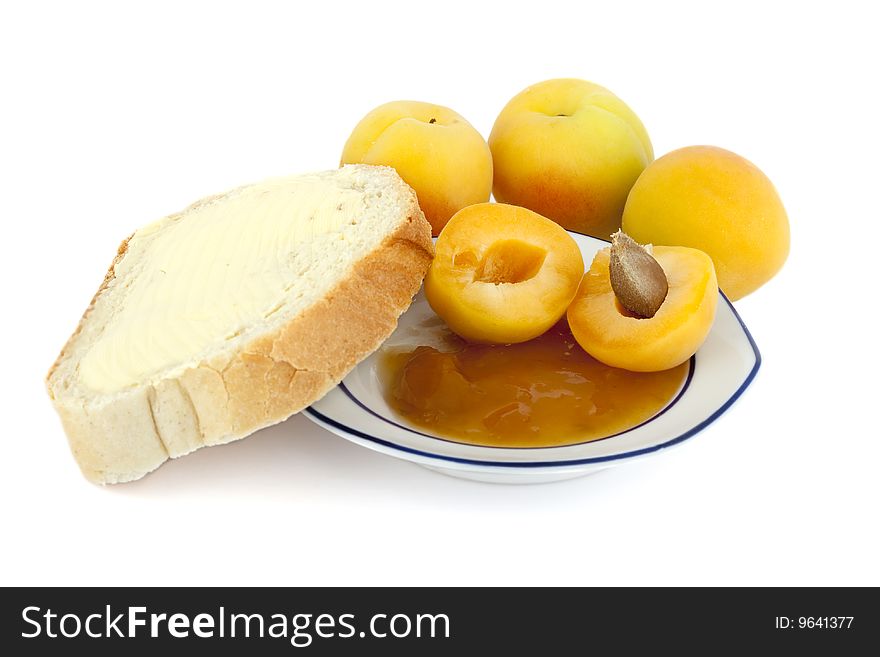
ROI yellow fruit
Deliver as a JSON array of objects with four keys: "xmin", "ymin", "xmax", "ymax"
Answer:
[
  {"xmin": 489, "ymin": 78, "xmax": 653, "ymax": 239},
  {"xmin": 425, "ymin": 203, "xmax": 584, "ymax": 344},
  {"xmin": 622, "ymin": 145, "xmax": 789, "ymax": 300},
  {"xmin": 341, "ymin": 100, "xmax": 493, "ymax": 235},
  {"xmin": 567, "ymin": 245, "xmax": 718, "ymax": 372}
]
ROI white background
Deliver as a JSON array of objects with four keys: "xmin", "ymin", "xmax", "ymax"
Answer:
[{"xmin": 2, "ymin": 0, "xmax": 878, "ymax": 586}]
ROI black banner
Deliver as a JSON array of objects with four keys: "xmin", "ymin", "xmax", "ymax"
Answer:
[{"xmin": 1, "ymin": 587, "xmax": 875, "ymax": 654}]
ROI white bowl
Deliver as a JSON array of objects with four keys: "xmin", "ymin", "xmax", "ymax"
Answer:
[{"xmin": 303, "ymin": 233, "xmax": 760, "ymax": 484}]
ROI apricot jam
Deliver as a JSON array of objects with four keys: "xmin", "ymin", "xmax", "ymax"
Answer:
[{"xmin": 380, "ymin": 322, "xmax": 688, "ymax": 447}]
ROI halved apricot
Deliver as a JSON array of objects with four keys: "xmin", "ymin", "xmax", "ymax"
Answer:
[
  {"xmin": 425, "ymin": 203, "xmax": 584, "ymax": 344},
  {"xmin": 567, "ymin": 245, "xmax": 718, "ymax": 371}
]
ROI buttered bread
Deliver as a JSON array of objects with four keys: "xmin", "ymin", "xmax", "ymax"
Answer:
[{"xmin": 47, "ymin": 165, "xmax": 433, "ymax": 484}]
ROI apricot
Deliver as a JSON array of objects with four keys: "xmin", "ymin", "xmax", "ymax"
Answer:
[
  {"xmin": 341, "ymin": 100, "xmax": 493, "ymax": 235},
  {"xmin": 622, "ymin": 146, "xmax": 789, "ymax": 300},
  {"xmin": 425, "ymin": 203, "xmax": 584, "ymax": 344},
  {"xmin": 567, "ymin": 243, "xmax": 718, "ymax": 372},
  {"xmin": 489, "ymin": 78, "xmax": 653, "ymax": 239}
]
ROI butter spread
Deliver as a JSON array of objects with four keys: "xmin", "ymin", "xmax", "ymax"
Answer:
[{"xmin": 80, "ymin": 176, "xmax": 367, "ymax": 392}]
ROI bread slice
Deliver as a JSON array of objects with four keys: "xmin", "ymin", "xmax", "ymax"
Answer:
[{"xmin": 47, "ymin": 164, "xmax": 433, "ymax": 484}]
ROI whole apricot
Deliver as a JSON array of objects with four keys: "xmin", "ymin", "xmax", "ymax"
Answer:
[
  {"xmin": 489, "ymin": 78, "xmax": 653, "ymax": 239},
  {"xmin": 567, "ymin": 243, "xmax": 718, "ymax": 372},
  {"xmin": 425, "ymin": 203, "xmax": 584, "ymax": 344},
  {"xmin": 622, "ymin": 146, "xmax": 789, "ymax": 300},
  {"xmin": 341, "ymin": 101, "xmax": 493, "ymax": 235}
]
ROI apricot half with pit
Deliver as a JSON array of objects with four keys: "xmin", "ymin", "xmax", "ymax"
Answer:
[
  {"xmin": 425, "ymin": 203, "xmax": 584, "ymax": 344},
  {"xmin": 567, "ymin": 236, "xmax": 718, "ymax": 372}
]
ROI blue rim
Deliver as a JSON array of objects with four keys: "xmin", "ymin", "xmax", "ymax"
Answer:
[{"xmin": 303, "ymin": 292, "xmax": 761, "ymax": 469}]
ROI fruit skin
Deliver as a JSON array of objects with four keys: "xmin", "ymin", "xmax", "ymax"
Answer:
[
  {"xmin": 341, "ymin": 100, "xmax": 493, "ymax": 235},
  {"xmin": 489, "ymin": 78, "xmax": 653, "ymax": 239},
  {"xmin": 567, "ymin": 245, "xmax": 718, "ymax": 372},
  {"xmin": 425, "ymin": 203, "xmax": 584, "ymax": 344},
  {"xmin": 622, "ymin": 145, "xmax": 789, "ymax": 301}
]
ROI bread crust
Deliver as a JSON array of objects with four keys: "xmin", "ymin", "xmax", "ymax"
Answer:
[{"xmin": 47, "ymin": 177, "xmax": 433, "ymax": 484}]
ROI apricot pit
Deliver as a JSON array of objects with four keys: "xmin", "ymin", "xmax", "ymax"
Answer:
[{"xmin": 609, "ymin": 231, "xmax": 668, "ymax": 318}]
